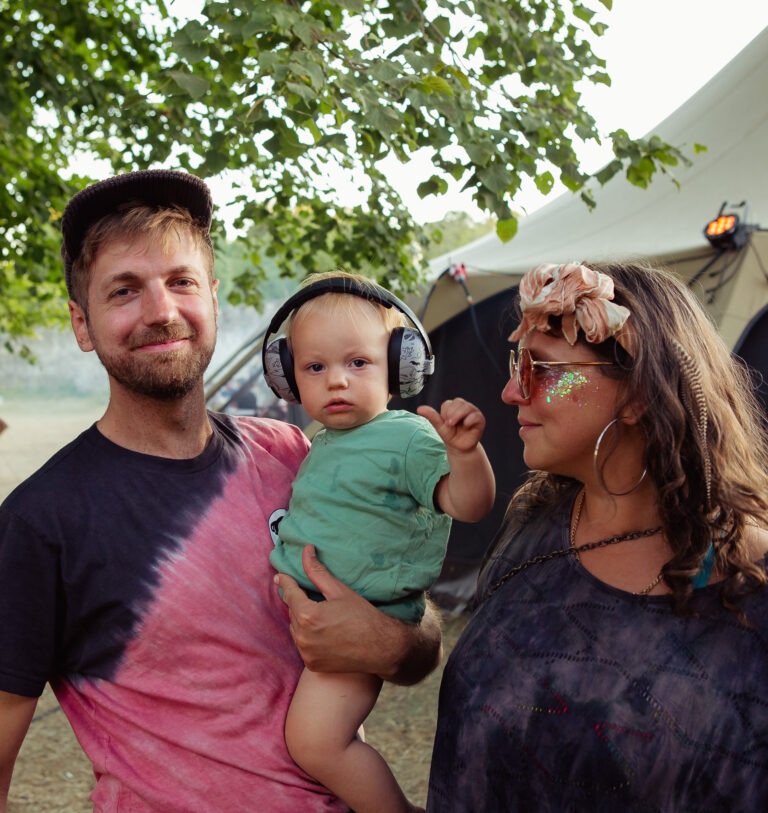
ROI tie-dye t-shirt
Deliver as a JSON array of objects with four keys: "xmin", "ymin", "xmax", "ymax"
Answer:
[
  {"xmin": 428, "ymin": 486, "xmax": 768, "ymax": 812},
  {"xmin": 0, "ymin": 414, "xmax": 346, "ymax": 812}
]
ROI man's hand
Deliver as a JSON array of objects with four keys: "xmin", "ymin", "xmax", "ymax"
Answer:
[{"xmin": 274, "ymin": 545, "xmax": 442, "ymax": 685}]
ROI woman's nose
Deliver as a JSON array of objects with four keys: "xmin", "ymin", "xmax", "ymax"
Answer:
[{"xmin": 501, "ymin": 375, "xmax": 528, "ymax": 405}]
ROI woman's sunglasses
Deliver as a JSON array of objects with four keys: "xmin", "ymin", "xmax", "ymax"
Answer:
[{"xmin": 509, "ymin": 348, "xmax": 614, "ymax": 400}]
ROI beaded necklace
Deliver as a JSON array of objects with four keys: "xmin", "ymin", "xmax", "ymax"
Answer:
[{"xmin": 486, "ymin": 490, "xmax": 664, "ymax": 597}]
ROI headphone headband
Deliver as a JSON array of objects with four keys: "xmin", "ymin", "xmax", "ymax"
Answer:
[{"xmin": 262, "ymin": 277, "xmax": 432, "ymax": 356}]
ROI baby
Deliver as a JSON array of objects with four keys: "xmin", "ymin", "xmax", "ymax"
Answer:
[{"xmin": 265, "ymin": 271, "xmax": 495, "ymax": 813}]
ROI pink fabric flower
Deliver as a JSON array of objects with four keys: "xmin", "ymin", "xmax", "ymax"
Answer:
[{"xmin": 509, "ymin": 263, "xmax": 633, "ymax": 355}]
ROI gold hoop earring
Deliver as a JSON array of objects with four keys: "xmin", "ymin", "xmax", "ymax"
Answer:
[{"xmin": 593, "ymin": 417, "xmax": 647, "ymax": 496}]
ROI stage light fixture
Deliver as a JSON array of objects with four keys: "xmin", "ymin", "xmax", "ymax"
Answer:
[{"xmin": 704, "ymin": 203, "xmax": 749, "ymax": 250}]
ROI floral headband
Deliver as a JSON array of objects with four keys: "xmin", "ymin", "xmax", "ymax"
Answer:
[{"xmin": 509, "ymin": 262, "xmax": 634, "ymax": 356}]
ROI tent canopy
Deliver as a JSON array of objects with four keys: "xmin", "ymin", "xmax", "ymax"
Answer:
[{"xmin": 418, "ymin": 26, "xmax": 768, "ymax": 346}]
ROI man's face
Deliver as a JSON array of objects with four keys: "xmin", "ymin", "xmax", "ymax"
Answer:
[{"xmin": 69, "ymin": 231, "xmax": 219, "ymax": 401}]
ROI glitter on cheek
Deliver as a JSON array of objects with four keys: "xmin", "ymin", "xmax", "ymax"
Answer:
[{"xmin": 539, "ymin": 370, "xmax": 597, "ymax": 406}]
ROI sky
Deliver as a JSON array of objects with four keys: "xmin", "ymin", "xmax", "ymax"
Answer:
[{"xmin": 162, "ymin": 0, "xmax": 768, "ymax": 227}]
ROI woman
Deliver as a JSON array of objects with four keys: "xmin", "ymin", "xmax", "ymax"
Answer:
[{"xmin": 427, "ymin": 262, "xmax": 768, "ymax": 812}]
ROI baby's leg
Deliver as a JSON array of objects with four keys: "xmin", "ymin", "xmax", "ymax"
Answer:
[{"xmin": 285, "ymin": 667, "xmax": 415, "ymax": 813}]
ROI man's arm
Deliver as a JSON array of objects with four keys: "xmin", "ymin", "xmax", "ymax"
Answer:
[
  {"xmin": 0, "ymin": 691, "xmax": 38, "ymax": 812},
  {"xmin": 274, "ymin": 545, "xmax": 442, "ymax": 685}
]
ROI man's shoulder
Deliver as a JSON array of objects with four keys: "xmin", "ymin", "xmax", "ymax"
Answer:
[
  {"xmin": 211, "ymin": 412, "xmax": 310, "ymax": 462},
  {"xmin": 2, "ymin": 425, "xmax": 96, "ymax": 512}
]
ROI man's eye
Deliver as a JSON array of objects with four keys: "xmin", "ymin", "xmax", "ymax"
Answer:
[{"xmin": 110, "ymin": 287, "xmax": 132, "ymax": 298}]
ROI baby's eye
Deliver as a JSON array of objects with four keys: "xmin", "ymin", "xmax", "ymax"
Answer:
[
  {"xmin": 308, "ymin": 363, "xmax": 324, "ymax": 373},
  {"xmin": 350, "ymin": 359, "xmax": 368, "ymax": 368}
]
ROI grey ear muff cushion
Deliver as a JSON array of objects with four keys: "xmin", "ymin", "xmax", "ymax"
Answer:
[
  {"xmin": 393, "ymin": 326, "xmax": 432, "ymax": 398},
  {"xmin": 264, "ymin": 338, "xmax": 301, "ymax": 404}
]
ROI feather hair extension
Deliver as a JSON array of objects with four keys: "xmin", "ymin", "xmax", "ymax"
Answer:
[{"xmin": 671, "ymin": 338, "xmax": 711, "ymax": 509}]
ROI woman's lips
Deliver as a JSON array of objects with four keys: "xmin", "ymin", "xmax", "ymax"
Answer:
[{"xmin": 518, "ymin": 417, "xmax": 539, "ymax": 434}]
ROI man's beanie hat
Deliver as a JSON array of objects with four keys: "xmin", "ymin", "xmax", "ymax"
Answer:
[{"xmin": 61, "ymin": 169, "xmax": 213, "ymax": 298}]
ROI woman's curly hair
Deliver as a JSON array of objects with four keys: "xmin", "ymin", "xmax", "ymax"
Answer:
[{"xmin": 503, "ymin": 261, "xmax": 768, "ymax": 618}]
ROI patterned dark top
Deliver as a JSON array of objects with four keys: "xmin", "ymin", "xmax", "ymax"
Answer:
[{"xmin": 428, "ymin": 485, "xmax": 768, "ymax": 812}]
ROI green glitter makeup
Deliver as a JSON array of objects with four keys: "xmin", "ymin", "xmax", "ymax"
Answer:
[{"xmin": 540, "ymin": 368, "xmax": 594, "ymax": 405}]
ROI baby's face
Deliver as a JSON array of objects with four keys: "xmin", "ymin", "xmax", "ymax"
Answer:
[{"xmin": 291, "ymin": 299, "xmax": 391, "ymax": 430}]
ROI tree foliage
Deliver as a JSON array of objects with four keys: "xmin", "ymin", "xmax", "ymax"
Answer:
[
  {"xmin": 2, "ymin": 0, "xmax": 689, "ymax": 353},
  {"xmin": 423, "ymin": 211, "xmax": 496, "ymax": 260}
]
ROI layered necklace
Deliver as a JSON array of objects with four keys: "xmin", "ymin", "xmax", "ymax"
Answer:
[{"xmin": 486, "ymin": 490, "xmax": 664, "ymax": 597}]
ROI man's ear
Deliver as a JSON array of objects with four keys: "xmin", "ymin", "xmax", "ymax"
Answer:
[
  {"xmin": 69, "ymin": 300, "xmax": 94, "ymax": 353},
  {"xmin": 211, "ymin": 278, "xmax": 219, "ymax": 318}
]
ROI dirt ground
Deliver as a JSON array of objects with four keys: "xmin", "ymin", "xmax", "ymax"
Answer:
[{"xmin": 1, "ymin": 396, "xmax": 469, "ymax": 810}]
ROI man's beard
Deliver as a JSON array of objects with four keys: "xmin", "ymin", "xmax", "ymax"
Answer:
[{"xmin": 92, "ymin": 324, "xmax": 216, "ymax": 401}]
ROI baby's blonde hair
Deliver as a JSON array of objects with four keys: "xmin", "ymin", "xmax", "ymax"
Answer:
[{"xmin": 287, "ymin": 271, "xmax": 407, "ymax": 344}]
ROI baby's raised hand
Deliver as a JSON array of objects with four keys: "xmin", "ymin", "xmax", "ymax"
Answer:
[{"xmin": 417, "ymin": 398, "xmax": 486, "ymax": 454}]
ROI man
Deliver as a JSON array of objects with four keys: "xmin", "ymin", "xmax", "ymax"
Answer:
[{"xmin": 0, "ymin": 170, "xmax": 440, "ymax": 811}]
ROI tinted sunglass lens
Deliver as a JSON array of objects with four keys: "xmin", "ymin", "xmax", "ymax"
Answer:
[{"xmin": 519, "ymin": 349, "xmax": 532, "ymax": 398}]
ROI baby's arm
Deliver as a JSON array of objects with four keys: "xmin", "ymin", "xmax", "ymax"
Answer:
[{"xmin": 417, "ymin": 398, "xmax": 495, "ymax": 522}]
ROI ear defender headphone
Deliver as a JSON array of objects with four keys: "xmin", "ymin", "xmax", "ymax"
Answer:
[{"xmin": 262, "ymin": 277, "xmax": 435, "ymax": 405}]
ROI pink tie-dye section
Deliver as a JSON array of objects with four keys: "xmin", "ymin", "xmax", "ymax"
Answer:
[{"xmin": 54, "ymin": 421, "xmax": 345, "ymax": 812}]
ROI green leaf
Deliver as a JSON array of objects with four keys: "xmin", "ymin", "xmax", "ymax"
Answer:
[
  {"xmin": 416, "ymin": 175, "xmax": 449, "ymax": 198},
  {"xmin": 167, "ymin": 70, "xmax": 210, "ymax": 99},
  {"xmin": 478, "ymin": 164, "xmax": 510, "ymax": 194},
  {"xmin": 534, "ymin": 170, "xmax": 554, "ymax": 194},
  {"xmin": 421, "ymin": 75, "xmax": 454, "ymax": 96},
  {"xmin": 496, "ymin": 217, "xmax": 518, "ymax": 243},
  {"xmin": 286, "ymin": 81, "xmax": 317, "ymax": 103},
  {"xmin": 694, "ymin": 143, "xmax": 708, "ymax": 154},
  {"xmin": 465, "ymin": 140, "xmax": 495, "ymax": 166},
  {"xmin": 580, "ymin": 188, "xmax": 596, "ymax": 209},
  {"xmin": 594, "ymin": 159, "xmax": 622, "ymax": 185},
  {"xmin": 445, "ymin": 65, "xmax": 471, "ymax": 91},
  {"xmin": 626, "ymin": 156, "xmax": 656, "ymax": 188}
]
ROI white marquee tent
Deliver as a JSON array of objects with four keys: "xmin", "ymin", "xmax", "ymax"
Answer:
[{"xmin": 419, "ymin": 25, "xmax": 768, "ymax": 350}]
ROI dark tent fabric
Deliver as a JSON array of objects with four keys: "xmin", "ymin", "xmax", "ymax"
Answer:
[
  {"xmin": 733, "ymin": 304, "xmax": 768, "ymax": 416},
  {"xmin": 390, "ymin": 285, "xmax": 527, "ymax": 609}
]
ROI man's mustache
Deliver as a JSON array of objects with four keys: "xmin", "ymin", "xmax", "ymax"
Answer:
[{"xmin": 128, "ymin": 324, "xmax": 196, "ymax": 349}]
